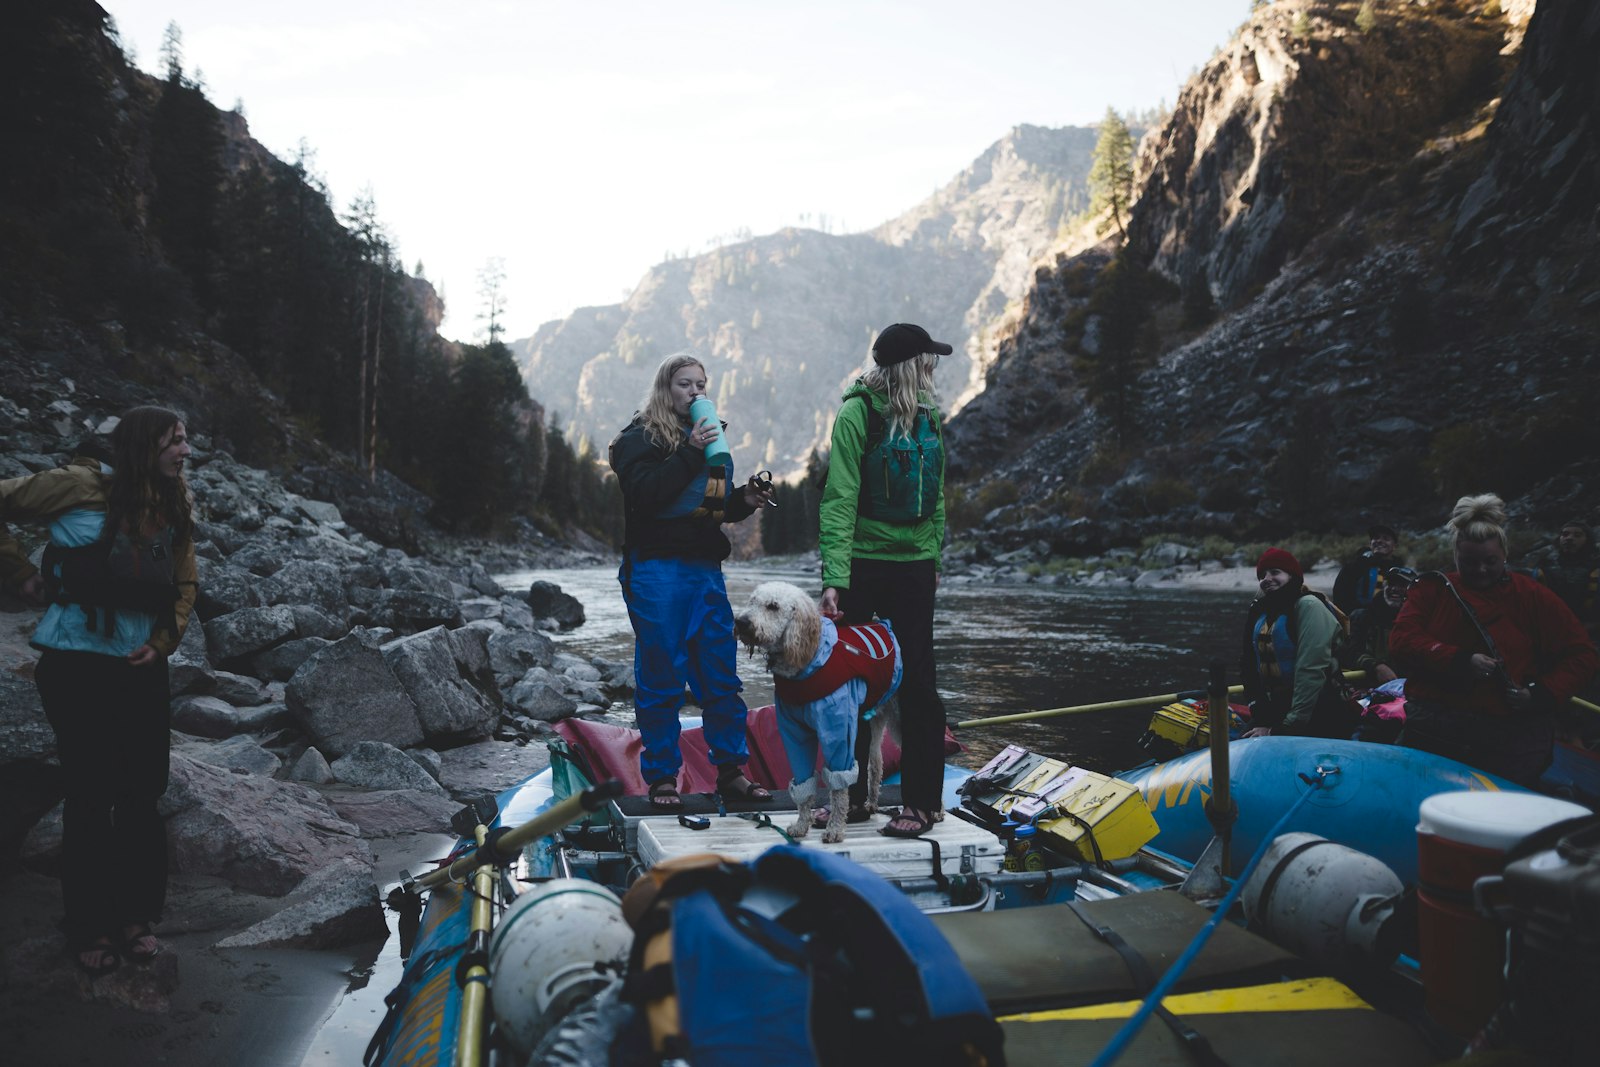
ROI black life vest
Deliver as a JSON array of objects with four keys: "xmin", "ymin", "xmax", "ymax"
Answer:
[{"xmin": 41, "ymin": 528, "xmax": 180, "ymax": 636}]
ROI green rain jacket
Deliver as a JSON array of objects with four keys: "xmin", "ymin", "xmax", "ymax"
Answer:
[{"xmin": 819, "ymin": 380, "xmax": 945, "ymax": 590}]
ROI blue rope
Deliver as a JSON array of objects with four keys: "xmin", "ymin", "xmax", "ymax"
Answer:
[{"xmin": 1087, "ymin": 766, "xmax": 1335, "ymax": 1067}]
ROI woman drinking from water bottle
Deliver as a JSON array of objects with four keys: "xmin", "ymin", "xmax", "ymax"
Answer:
[{"xmin": 608, "ymin": 353, "xmax": 776, "ymax": 808}]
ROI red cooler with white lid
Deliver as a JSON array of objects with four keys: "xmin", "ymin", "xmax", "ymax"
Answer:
[{"xmin": 1415, "ymin": 790, "xmax": 1588, "ymax": 1039}]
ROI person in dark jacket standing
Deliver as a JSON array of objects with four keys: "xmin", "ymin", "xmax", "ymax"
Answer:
[
  {"xmin": 1533, "ymin": 518, "xmax": 1598, "ymax": 639},
  {"xmin": 818, "ymin": 323, "xmax": 951, "ymax": 838},
  {"xmin": 1333, "ymin": 521, "xmax": 1401, "ymax": 616},
  {"xmin": 1391, "ymin": 494, "xmax": 1598, "ymax": 786},
  {"xmin": 1339, "ymin": 568, "xmax": 1417, "ymax": 684},
  {"xmin": 0, "ymin": 407, "xmax": 198, "ymax": 976},
  {"xmin": 609, "ymin": 353, "xmax": 775, "ymax": 808}
]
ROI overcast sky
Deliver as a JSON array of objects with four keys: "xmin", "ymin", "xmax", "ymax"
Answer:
[{"xmin": 107, "ymin": 1, "xmax": 1246, "ymax": 342}]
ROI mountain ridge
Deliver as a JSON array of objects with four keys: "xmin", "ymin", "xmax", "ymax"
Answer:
[{"xmin": 510, "ymin": 123, "xmax": 1104, "ymax": 471}]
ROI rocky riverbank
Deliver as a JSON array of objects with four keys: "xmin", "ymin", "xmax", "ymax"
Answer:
[{"xmin": 0, "ymin": 431, "xmax": 638, "ymax": 1064}]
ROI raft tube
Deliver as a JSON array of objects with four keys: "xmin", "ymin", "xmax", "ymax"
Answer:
[{"xmin": 1120, "ymin": 737, "xmax": 1524, "ymax": 886}]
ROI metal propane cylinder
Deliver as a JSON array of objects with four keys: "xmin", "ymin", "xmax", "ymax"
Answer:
[
  {"xmin": 487, "ymin": 879, "xmax": 632, "ymax": 1056},
  {"xmin": 1241, "ymin": 832, "xmax": 1404, "ymax": 972}
]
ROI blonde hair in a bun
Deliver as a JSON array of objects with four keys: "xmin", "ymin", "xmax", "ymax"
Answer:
[{"xmin": 1447, "ymin": 492, "xmax": 1508, "ymax": 551}]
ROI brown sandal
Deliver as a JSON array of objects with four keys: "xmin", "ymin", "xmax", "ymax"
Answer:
[
  {"xmin": 648, "ymin": 778, "xmax": 683, "ymax": 809},
  {"xmin": 880, "ymin": 807, "xmax": 936, "ymax": 838}
]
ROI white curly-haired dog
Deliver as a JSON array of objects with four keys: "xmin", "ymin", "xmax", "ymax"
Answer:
[{"xmin": 733, "ymin": 581, "xmax": 902, "ymax": 843}]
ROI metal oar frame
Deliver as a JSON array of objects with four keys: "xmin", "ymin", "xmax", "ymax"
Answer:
[{"xmin": 395, "ymin": 780, "xmax": 624, "ymax": 1067}]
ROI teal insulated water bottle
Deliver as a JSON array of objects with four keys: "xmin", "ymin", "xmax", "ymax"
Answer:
[{"xmin": 688, "ymin": 396, "xmax": 731, "ymax": 467}]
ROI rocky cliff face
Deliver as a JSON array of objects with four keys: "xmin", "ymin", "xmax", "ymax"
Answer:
[
  {"xmin": 1129, "ymin": 1, "xmax": 1501, "ymax": 309},
  {"xmin": 947, "ymin": 0, "xmax": 1599, "ymax": 552},
  {"xmin": 511, "ymin": 125, "xmax": 1099, "ymax": 473}
]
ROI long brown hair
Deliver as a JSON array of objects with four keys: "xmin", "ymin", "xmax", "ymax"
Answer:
[
  {"xmin": 105, "ymin": 406, "xmax": 193, "ymax": 545},
  {"xmin": 636, "ymin": 353, "xmax": 705, "ymax": 450}
]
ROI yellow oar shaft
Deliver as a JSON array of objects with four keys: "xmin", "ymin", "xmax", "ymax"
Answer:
[
  {"xmin": 952, "ymin": 671, "xmax": 1369, "ymax": 729},
  {"xmin": 454, "ymin": 830, "xmax": 496, "ymax": 1067},
  {"xmin": 415, "ymin": 780, "xmax": 622, "ymax": 891},
  {"xmin": 954, "ymin": 673, "xmax": 1600, "ymax": 730}
]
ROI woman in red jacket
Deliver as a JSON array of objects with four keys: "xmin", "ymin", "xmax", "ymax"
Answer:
[{"xmin": 1390, "ymin": 493, "xmax": 1597, "ymax": 786}]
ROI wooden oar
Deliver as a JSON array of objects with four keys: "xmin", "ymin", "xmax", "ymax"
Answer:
[{"xmin": 953, "ymin": 674, "xmax": 1600, "ymax": 730}]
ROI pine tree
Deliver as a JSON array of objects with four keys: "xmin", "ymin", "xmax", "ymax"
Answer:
[
  {"xmin": 477, "ymin": 257, "xmax": 508, "ymax": 343},
  {"xmin": 1088, "ymin": 108, "xmax": 1137, "ymax": 240},
  {"xmin": 158, "ymin": 20, "xmax": 183, "ymax": 80},
  {"xmin": 1073, "ymin": 251, "xmax": 1156, "ymax": 445}
]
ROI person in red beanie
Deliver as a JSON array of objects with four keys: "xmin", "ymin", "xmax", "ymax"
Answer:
[{"xmin": 1238, "ymin": 547, "xmax": 1356, "ymax": 738}]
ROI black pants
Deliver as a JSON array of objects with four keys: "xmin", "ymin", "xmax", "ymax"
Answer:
[
  {"xmin": 840, "ymin": 557, "xmax": 946, "ymax": 813},
  {"xmin": 1400, "ymin": 698, "xmax": 1555, "ymax": 789},
  {"xmin": 35, "ymin": 649, "xmax": 171, "ymax": 943}
]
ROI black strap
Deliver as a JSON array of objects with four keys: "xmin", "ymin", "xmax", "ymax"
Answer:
[
  {"xmin": 1065, "ymin": 901, "xmax": 1229, "ymax": 1067},
  {"xmin": 1050, "ymin": 806, "xmax": 1111, "ymax": 870}
]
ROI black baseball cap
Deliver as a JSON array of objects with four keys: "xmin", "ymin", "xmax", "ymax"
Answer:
[{"xmin": 871, "ymin": 323, "xmax": 953, "ymax": 366}]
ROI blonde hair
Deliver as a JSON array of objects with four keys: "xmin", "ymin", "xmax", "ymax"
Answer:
[
  {"xmin": 860, "ymin": 352, "xmax": 940, "ymax": 438},
  {"xmin": 1447, "ymin": 492, "xmax": 1509, "ymax": 551},
  {"xmin": 636, "ymin": 352, "xmax": 705, "ymax": 450}
]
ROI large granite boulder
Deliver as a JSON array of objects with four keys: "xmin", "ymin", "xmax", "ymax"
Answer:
[
  {"xmin": 204, "ymin": 605, "xmax": 297, "ymax": 663},
  {"xmin": 284, "ymin": 634, "xmax": 424, "ymax": 758},
  {"xmin": 330, "ymin": 741, "xmax": 446, "ymax": 795},
  {"xmin": 525, "ymin": 581, "xmax": 586, "ymax": 630},
  {"xmin": 382, "ymin": 627, "xmax": 500, "ymax": 742},
  {"xmin": 214, "ymin": 856, "xmax": 386, "ymax": 949},
  {"xmin": 161, "ymin": 753, "xmax": 373, "ymax": 896}
]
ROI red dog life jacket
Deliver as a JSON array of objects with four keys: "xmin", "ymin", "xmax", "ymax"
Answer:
[{"xmin": 773, "ymin": 622, "xmax": 898, "ymax": 713}]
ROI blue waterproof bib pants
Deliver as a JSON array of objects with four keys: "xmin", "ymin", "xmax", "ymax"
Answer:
[{"xmin": 620, "ymin": 555, "xmax": 750, "ymax": 785}]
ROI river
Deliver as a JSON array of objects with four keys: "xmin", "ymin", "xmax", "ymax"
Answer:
[{"xmin": 499, "ymin": 559, "xmax": 1249, "ymax": 775}]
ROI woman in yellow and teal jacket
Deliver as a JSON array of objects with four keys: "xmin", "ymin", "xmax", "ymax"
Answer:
[
  {"xmin": 0, "ymin": 407, "xmax": 197, "ymax": 976},
  {"xmin": 819, "ymin": 323, "xmax": 950, "ymax": 837}
]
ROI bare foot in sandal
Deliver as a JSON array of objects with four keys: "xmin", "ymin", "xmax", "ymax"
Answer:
[
  {"xmin": 648, "ymin": 778, "xmax": 682, "ymax": 809},
  {"xmin": 812, "ymin": 805, "xmax": 871, "ymax": 829},
  {"xmin": 73, "ymin": 936, "xmax": 121, "ymax": 978},
  {"xmin": 881, "ymin": 806, "xmax": 936, "ymax": 838},
  {"xmin": 715, "ymin": 766, "xmax": 772, "ymax": 802},
  {"xmin": 122, "ymin": 922, "xmax": 161, "ymax": 962}
]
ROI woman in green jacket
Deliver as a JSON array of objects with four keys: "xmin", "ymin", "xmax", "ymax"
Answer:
[{"xmin": 819, "ymin": 323, "xmax": 950, "ymax": 837}]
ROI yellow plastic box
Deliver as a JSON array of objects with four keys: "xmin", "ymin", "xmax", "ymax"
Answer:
[
  {"xmin": 1147, "ymin": 701, "xmax": 1213, "ymax": 751},
  {"xmin": 975, "ymin": 753, "xmax": 1158, "ymax": 863}
]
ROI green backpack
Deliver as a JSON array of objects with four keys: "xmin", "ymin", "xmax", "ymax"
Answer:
[{"xmin": 855, "ymin": 396, "xmax": 943, "ymax": 524}]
